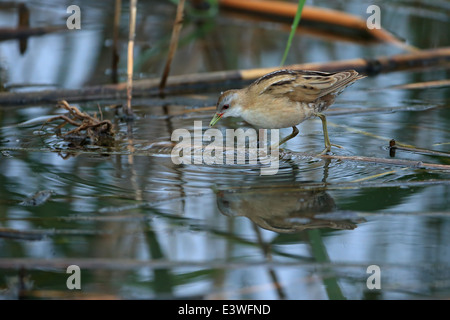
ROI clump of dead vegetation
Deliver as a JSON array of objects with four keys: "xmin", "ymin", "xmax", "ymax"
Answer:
[{"xmin": 42, "ymin": 100, "xmax": 115, "ymax": 147}]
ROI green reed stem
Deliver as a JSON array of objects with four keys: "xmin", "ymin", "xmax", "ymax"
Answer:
[{"xmin": 280, "ymin": 0, "xmax": 306, "ymax": 66}]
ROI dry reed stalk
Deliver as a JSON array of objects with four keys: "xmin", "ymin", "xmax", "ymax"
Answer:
[
  {"xmin": 1, "ymin": 47, "xmax": 450, "ymax": 105},
  {"xmin": 159, "ymin": 0, "xmax": 186, "ymax": 96},
  {"xmin": 111, "ymin": 0, "xmax": 122, "ymax": 84},
  {"xmin": 219, "ymin": 0, "xmax": 419, "ymax": 52},
  {"xmin": 125, "ymin": 0, "xmax": 137, "ymax": 116}
]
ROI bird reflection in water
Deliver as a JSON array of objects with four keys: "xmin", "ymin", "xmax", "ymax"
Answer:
[{"xmin": 216, "ymin": 187, "xmax": 358, "ymax": 233}]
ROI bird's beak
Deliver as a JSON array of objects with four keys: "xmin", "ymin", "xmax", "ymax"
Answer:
[{"xmin": 209, "ymin": 112, "xmax": 224, "ymax": 127}]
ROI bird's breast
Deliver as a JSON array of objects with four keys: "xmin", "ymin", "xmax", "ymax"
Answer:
[{"xmin": 240, "ymin": 100, "xmax": 315, "ymax": 129}]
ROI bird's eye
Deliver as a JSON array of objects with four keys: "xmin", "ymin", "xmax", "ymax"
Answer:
[{"xmin": 223, "ymin": 104, "xmax": 229, "ymax": 110}]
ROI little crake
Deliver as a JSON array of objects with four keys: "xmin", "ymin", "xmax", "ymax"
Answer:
[{"xmin": 209, "ymin": 69, "xmax": 365, "ymax": 155}]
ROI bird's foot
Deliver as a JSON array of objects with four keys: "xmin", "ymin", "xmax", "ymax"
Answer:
[
  {"xmin": 317, "ymin": 146, "xmax": 331, "ymax": 156},
  {"xmin": 317, "ymin": 143, "xmax": 342, "ymax": 156},
  {"xmin": 270, "ymin": 143, "xmax": 280, "ymax": 150},
  {"xmin": 268, "ymin": 144, "xmax": 286, "ymax": 160},
  {"xmin": 278, "ymin": 148, "xmax": 288, "ymax": 160}
]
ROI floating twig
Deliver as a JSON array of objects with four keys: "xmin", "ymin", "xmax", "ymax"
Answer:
[{"xmin": 42, "ymin": 100, "xmax": 115, "ymax": 146}]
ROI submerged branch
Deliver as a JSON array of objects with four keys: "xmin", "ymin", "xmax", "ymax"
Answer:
[{"xmin": 2, "ymin": 142, "xmax": 449, "ymax": 171}]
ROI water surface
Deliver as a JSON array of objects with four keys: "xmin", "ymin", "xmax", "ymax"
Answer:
[{"xmin": 0, "ymin": 0, "xmax": 449, "ymax": 299}]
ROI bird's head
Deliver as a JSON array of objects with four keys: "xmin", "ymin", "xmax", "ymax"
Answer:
[{"xmin": 209, "ymin": 90, "xmax": 241, "ymax": 127}]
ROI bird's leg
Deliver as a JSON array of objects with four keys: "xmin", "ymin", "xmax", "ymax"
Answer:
[
  {"xmin": 271, "ymin": 126, "xmax": 299, "ymax": 149},
  {"xmin": 314, "ymin": 113, "xmax": 342, "ymax": 155},
  {"xmin": 280, "ymin": 126, "xmax": 299, "ymax": 145}
]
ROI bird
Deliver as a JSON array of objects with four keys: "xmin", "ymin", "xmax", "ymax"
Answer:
[
  {"xmin": 216, "ymin": 187, "xmax": 356, "ymax": 233},
  {"xmin": 209, "ymin": 69, "xmax": 365, "ymax": 155}
]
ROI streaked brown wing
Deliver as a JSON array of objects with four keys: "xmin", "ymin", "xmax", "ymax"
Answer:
[
  {"xmin": 252, "ymin": 71, "xmax": 298, "ymax": 95},
  {"xmin": 256, "ymin": 69, "xmax": 363, "ymax": 103}
]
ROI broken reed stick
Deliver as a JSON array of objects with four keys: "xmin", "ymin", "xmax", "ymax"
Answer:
[
  {"xmin": 159, "ymin": 0, "xmax": 185, "ymax": 96},
  {"xmin": 320, "ymin": 154, "xmax": 450, "ymax": 171},
  {"xmin": 1, "ymin": 47, "xmax": 450, "ymax": 105},
  {"xmin": 389, "ymin": 139, "xmax": 450, "ymax": 158},
  {"xmin": 218, "ymin": 0, "xmax": 419, "ymax": 52},
  {"xmin": 18, "ymin": 3, "xmax": 29, "ymax": 54},
  {"xmin": 125, "ymin": 0, "xmax": 137, "ymax": 116}
]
